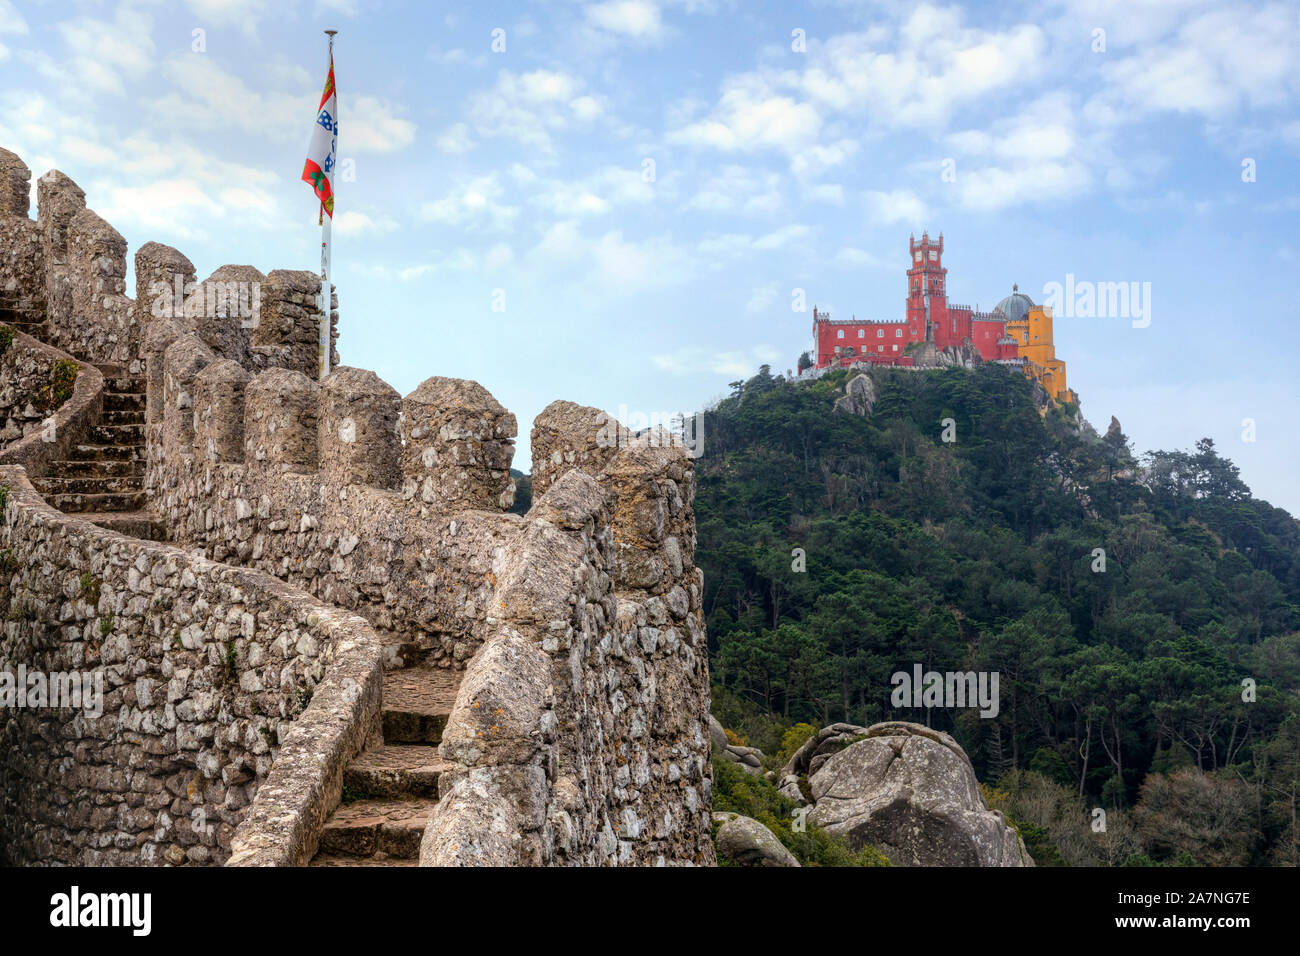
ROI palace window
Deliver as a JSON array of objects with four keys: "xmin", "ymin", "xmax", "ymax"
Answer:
[
  {"xmin": 895, "ymin": 328, "xmax": 902, "ymax": 337},
  {"xmin": 858, "ymin": 329, "xmax": 864, "ymax": 338},
  {"xmin": 837, "ymin": 329, "xmax": 844, "ymax": 339},
  {"xmin": 877, "ymin": 329, "xmax": 884, "ymax": 338}
]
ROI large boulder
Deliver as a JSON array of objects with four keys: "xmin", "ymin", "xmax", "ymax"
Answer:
[
  {"xmin": 709, "ymin": 715, "xmax": 764, "ymax": 775},
  {"xmin": 712, "ymin": 813, "xmax": 799, "ymax": 867},
  {"xmin": 803, "ymin": 721, "xmax": 1031, "ymax": 867},
  {"xmin": 781, "ymin": 722, "xmax": 871, "ymax": 780},
  {"xmin": 707, "ymin": 714, "xmax": 728, "ymax": 755},
  {"xmin": 833, "ymin": 371, "xmax": 877, "ymax": 417}
]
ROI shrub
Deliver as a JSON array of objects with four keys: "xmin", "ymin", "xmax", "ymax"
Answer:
[
  {"xmin": 775, "ymin": 722, "xmax": 818, "ymax": 767},
  {"xmin": 712, "ymin": 758, "xmax": 890, "ymax": 867},
  {"xmin": 35, "ymin": 359, "xmax": 78, "ymax": 413}
]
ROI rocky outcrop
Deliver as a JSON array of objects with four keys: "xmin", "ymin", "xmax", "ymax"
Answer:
[
  {"xmin": 782, "ymin": 721, "xmax": 1030, "ymax": 866},
  {"xmin": 833, "ymin": 371, "xmax": 877, "ymax": 417},
  {"xmin": 712, "ymin": 812, "xmax": 798, "ymax": 867},
  {"xmin": 710, "ymin": 714, "xmax": 764, "ymax": 775},
  {"xmin": 778, "ymin": 722, "xmax": 870, "ymax": 801},
  {"xmin": 908, "ymin": 341, "xmax": 982, "ymax": 369}
]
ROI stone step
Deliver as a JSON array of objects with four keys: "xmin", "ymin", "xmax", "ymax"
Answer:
[
  {"xmin": 73, "ymin": 443, "xmax": 144, "ymax": 462},
  {"xmin": 3, "ymin": 321, "xmax": 45, "ymax": 334},
  {"xmin": 85, "ymin": 511, "xmax": 168, "ymax": 541},
  {"xmin": 316, "ymin": 797, "xmax": 438, "ymax": 860},
  {"xmin": 344, "ymin": 745, "xmax": 447, "ymax": 800},
  {"xmin": 308, "ymin": 852, "xmax": 417, "ymax": 867},
  {"xmin": 100, "ymin": 408, "xmax": 144, "ymax": 426},
  {"xmin": 51, "ymin": 458, "xmax": 143, "ymax": 478},
  {"xmin": 88, "ymin": 423, "xmax": 144, "ymax": 445},
  {"xmin": 381, "ymin": 667, "xmax": 460, "ymax": 745},
  {"xmin": 103, "ymin": 392, "xmax": 145, "ymax": 412},
  {"xmin": 93, "ymin": 366, "xmax": 143, "ymax": 395},
  {"xmin": 43, "ymin": 491, "xmax": 146, "ymax": 513},
  {"xmin": 33, "ymin": 474, "xmax": 143, "ymax": 495}
]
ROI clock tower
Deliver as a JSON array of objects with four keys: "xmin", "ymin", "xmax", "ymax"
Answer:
[{"xmin": 906, "ymin": 231, "xmax": 947, "ymax": 341}]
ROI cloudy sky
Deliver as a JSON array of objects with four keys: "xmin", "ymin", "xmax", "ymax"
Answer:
[{"xmin": 2, "ymin": 0, "xmax": 1297, "ymax": 512}]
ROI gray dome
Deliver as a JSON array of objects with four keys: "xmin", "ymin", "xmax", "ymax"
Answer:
[{"xmin": 992, "ymin": 286, "xmax": 1034, "ymax": 323}]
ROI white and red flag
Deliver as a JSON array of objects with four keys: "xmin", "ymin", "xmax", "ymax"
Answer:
[{"xmin": 302, "ymin": 48, "xmax": 338, "ymax": 219}]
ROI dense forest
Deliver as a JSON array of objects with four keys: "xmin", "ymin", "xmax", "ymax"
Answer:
[{"xmin": 695, "ymin": 363, "xmax": 1300, "ymax": 866}]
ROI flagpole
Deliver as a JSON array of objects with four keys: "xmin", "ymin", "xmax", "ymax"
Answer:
[{"xmin": 319, "ymin": 29, "xmax": 338, "ymax": 381}]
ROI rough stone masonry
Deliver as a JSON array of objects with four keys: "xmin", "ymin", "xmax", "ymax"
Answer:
[{"xmin": 0, "ymin": 144, "xmax": 715, "ymax": 866}]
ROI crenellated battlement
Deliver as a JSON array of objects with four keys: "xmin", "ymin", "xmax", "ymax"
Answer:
[{"xmin": 0, "ymin": 145, "xmax": 713, "ymax": 867}]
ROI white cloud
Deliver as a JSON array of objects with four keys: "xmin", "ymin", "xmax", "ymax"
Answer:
[
  {"xmin": 585, "ymin": 1, "xmax": 666, "ymax": 42},
  {"xmin": 0, "ymin": 1, "xmax": 29, "ymax": 34},
  {"xmin": 745, "ymin": 282, "xmax": 780, "ymax": 314},
  {"xmin": 946, "ymin": 93, "xmax": 1093, "ymax": 211},
  {"xmin": 682, "ymin": 165, "xmax": 783, "ymax": 216},
  {"xmin": 752, "ymin": 223, "xmax": 812, "ymax": 250},
  {"xmin": 464, "ymin": 70, "xmax": 605, "ymax": 151},
  {"xmin": 346, "ymin": 94, "xmax": 417, "ymax": 153},
  {"xmin": 790, "ymin": 139, "xmax": 858, "ymax": 178},
  {"xmin": 95, "ymin": 178, "xmax": 226, "ymax": 238},
  {"xmin": 531, "ymin": 165, "xmax": 655, "ymax": 218},
  {"xmin": 526, "ymin": 221, "xmax": 696, "ymax": 292},
  {"xmin": 669, "ymin": 74, "xmax": 821, "ymax": 153},
  {"xmin": 1089, "ymin": 4, "xmax": 1300, "ymax": 120},
  {"xmin": 670, "ymin": 8, "xmax": 1046, "ymax": 157},
  {"xmin": 334, "ymin": 210, "xmax": 399, "ymax": 235},
  {"xmin": 805, "ymin": 183, "xmax": 844, "ymax": 205},
  {"xmin": 420, "ymin": 174, "xmax": 518, "ymax": 230},
  {"xmin": 185, "ymin": 0, "xmax": 269, "ymax": 32},
  {"xmin": 651, "ymin": 345, "xmax": 782, "ymax": 377},
  {"xmin": 49, "ymin": 5, "xmax": 157, "ymax": 95},
  {"xmin": 834, "ymin": 247, "xmax": 891, "ymax": 269},
  {"xmin": 864, "ymin": 189, "xmax": 928, "ymax": 226},
  {"xmin": 147, "ymin": 57, "xmax": 414, "ymax": 153},
  {"xmin": 436, "ymin": 123, "xmax": 476, "ymax": 154}
]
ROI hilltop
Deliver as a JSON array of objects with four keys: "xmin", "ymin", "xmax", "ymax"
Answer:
[{"xmin": 696, "ymin": 362, "xmax": 1300, "ymax": 866}]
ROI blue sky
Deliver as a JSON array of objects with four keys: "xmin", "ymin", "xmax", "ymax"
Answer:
[{"xmin": 2, "ymin": 0, "xmax": 1298, "ymax": 513}]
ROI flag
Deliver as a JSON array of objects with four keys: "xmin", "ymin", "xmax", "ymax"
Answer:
[{"xmin": 302, "ymin": 48, "xmax": 338, "ymax": 218}]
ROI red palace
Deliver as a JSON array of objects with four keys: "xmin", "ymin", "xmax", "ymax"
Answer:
[{"xmin": 813, "ymin": 232, "xmax": 1023, "ymax": 368}]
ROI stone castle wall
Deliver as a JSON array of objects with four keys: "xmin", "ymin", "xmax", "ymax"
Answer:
[
  {"xmin": 0, "ymin": 144, "xmax": 714, "ymax": 866},
  {"xmin": 0, "ymin": 327, "xmax": 104, "ymax": 508},
  {"xmin": 144, "ymin": 343, "xmax": 715, "ymax": 865},
  {"xmin": 0, "ymin": 468, "xmax": 383, "ymax": 865},
  {"xmin": 0, "ymin": 325, "xmax": 70, "ymax": 445},
  {"xmin": 423, "ymin": 429, "xmax": 713, "ymax": 865}
]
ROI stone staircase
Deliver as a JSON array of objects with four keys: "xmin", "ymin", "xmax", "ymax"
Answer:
[
  {"xmin": 0, "ymin": 292, "xmax": 49, "ymax": 338},
  {"xmin": 31, "ymin": 363, "xmax": 166, "ymax": 539},
  {"xmin": 0, "ymin": 294, "xmax": 165, "ymax": 540},
  {"xmin": 309, "ymin": 665, "xmax": 460, "ymax": 867}
]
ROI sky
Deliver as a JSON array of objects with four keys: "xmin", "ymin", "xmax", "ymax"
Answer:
[{"xmin": 2, "ymin": 0, "xmax": 1297, "ymax": 513}]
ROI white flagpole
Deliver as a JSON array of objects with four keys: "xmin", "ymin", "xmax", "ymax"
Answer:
[{"xmin": 319, "ymin": 29, "xmax": 338, "ymax": 381}]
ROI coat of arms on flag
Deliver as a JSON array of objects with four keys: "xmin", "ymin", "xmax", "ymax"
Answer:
[{"xmin": 302, "ymin": 50, "xmax": 338, "ymax": 218}]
